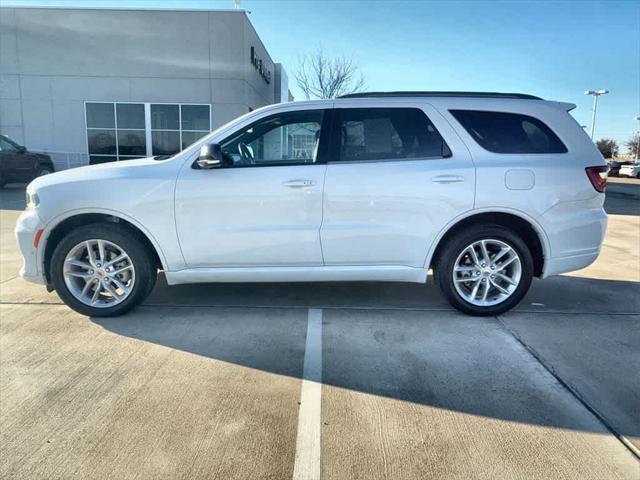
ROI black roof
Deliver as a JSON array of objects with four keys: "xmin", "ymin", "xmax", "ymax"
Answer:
[{"xmin": 338, "ymin": 91, "xmax": 543, "ymax": 100}]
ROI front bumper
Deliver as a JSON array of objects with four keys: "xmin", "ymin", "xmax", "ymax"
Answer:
[{"xmin": 14, "ymin": 209, "xmax": 47, "ymax": 285}]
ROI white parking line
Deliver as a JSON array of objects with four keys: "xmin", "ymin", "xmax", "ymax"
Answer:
[{"xmin": 293, "ymin": 308, "xmax": 323, "ymax": 480}]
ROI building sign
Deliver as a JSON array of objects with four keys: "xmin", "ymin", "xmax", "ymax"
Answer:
[{"xmin": 250, "ymin": 46, "xmax": 271, "ymax": 84}]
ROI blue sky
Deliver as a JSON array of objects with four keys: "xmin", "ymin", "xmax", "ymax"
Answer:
[{"xmin": 5, "ymin": 0, "xmax": 640, "ymax": 150}]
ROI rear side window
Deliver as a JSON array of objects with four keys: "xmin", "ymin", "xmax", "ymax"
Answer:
[
  {"xmin": 335, "ymin": 108, "xmax": 451, "ymax": 162},
  {"xmin": 450, "ymin": 110, "xmax": 568, "ymax": 154}
]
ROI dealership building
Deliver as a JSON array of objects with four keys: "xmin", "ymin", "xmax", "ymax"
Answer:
[{"xmin": 0, "ymin": 7, "xmax": 291, "ymax": 169}]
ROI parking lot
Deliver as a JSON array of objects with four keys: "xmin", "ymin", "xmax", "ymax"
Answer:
[{"xmin": 1, "ymin": 179, "xmax": 638, "ymax": 479}]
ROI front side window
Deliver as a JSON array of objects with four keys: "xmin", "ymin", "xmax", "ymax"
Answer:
[
  {"xmin": 335, "ymin": 108, "xmax": 450, "ymax": 162},
  {"xmin": 0, "ymin": 137, "xmax": 19, "ymax": 152},
  {"xmin": 220, "ymin": 110, "xmax": 324, "ymax": 167},
  {"xmin": 450, "ymin": 110, "xmax": 568, "ymax": 154}
]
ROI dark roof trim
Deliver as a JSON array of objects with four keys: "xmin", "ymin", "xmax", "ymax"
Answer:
[{"xmin": 338, "ymin": 91, "xmax": 543, "ymax": 100}]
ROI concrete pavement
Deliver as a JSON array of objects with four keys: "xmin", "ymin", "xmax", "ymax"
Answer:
[{"xmin": 1, "ymin": 179, "xmax": 638, "ymax": 479}]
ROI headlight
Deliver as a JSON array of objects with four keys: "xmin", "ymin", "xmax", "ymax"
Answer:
[{"xmin": 26, "ymin": 191, "xmax": 40, "ymax": 209}]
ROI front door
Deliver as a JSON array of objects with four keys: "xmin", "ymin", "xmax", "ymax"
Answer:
[
  {"xmin": 320, "ymin": 103, "xmax": 475, "ymax": 267},
  {"xmin": 175, "ymin": 107, "xmax": 329, "ymax": 267}
]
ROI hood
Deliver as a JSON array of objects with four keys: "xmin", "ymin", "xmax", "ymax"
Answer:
[{"xmin": 28, "ymin": 157, "xmax": 160, "ymax": 191}]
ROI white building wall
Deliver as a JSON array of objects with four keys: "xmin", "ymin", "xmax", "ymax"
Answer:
[{"xmin": 0, "ymin": 7, "xmax": 286, "ymax": 170}]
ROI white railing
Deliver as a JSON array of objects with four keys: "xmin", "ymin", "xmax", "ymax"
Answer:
[{"xmin": 32, "ymin": 151, "xmax": 90, "ymax": 170}]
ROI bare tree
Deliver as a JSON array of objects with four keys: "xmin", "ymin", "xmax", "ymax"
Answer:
[
  {"xmin": 295, "ymin": 50, "xmax": 366, "ymax": 100},
  {"xmin": 625, "ymin": 134, "xmax": 640, "ymax": 159}
]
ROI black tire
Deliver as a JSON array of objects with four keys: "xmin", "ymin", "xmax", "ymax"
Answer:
[
  {"xmin": 35, "ymin": 166, "xmax": 53, "ymax": 178},
  {"xmin": 434, "ymin": 224, "xmax": 534, "ymax": 316},
  {"xmin": 50, "ymin": 223, "xmax": 157, "ymax": 317}
]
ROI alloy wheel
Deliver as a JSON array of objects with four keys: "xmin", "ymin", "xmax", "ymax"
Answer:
[
  {"xmin": 63, "ymin": 239, "xmax": 136, "ymax": 308},
  {"xmin": 452, "ymin": 239, "xmax": 522, "ymax": 307}
]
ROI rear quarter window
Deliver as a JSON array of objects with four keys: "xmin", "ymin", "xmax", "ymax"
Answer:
[{"xmin": 450, "ymin": 110, "xmax": 568, "ymax": 154}]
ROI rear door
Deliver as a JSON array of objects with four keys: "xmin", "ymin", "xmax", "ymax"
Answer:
[{"xmin": 320, "ymin": 102, "xmax": 475, "ymax": 267}]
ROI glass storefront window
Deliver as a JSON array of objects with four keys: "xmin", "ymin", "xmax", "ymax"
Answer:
[
  {"xmin": 152, "ymin": 131, "xmax": 180, "ymax": 155},
  {"xmin": 151, "ymin": 104, "xmax": 179, "ymax": 130},
  {"xmin": 86, "ymin": 103, "xmax": 115, "ymax": 128},
  {"xmin": 86, "ymin": 102, "xmax": 211, "ymax": 164},
  {"xmin": 116, "ymin": 103, "xmax": 145, "ymax": 129},
  {"xmin": 87, "ymin": 129, "xmax": 116, "ymax": 155},
  {"xmin": 89, "ymin": 155, "xmax": 117, "ymax": 164},
  {"xmin": 181, "ymin": 130, "xmax": 209, "ymax": 149},
  {"xmin": 181, "ymin": 105, "xmax": 210, "ymax": 131},
  {"xmin": 117, "ymin": 130, "xmax": 146, "ymax": 156}
]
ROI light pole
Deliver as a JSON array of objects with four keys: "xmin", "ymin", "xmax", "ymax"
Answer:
[
  {"xmin": 584, "ymin": 90, "xmax": 609, "ymax": 139},
  {"xmin": 634, "ymin": 116, "xmax": 640, "ymax": 162}
]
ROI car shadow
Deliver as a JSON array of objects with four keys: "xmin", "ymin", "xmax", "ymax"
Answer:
[
  {"xmin": 141, "ymin": 272, "xmax": 639, "ymax": 314},
  {"xmin": 91, "ymin": 275, "xmax": 639, "ymax": 440}
]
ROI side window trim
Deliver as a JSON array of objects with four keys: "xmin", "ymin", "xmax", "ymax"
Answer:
[
  {"xmin": 328, "ymin": 107, "xmax": 452, "ymax": 164},
  {"xmin": 215, "ymin": 108, "xmax": 331, "ymax": 169}
]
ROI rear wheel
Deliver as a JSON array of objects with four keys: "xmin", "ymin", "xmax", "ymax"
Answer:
[
  {"xmin": 434, "ymin": 225, "xmax": 534, "ymax": 316},
  {"xmin": 50, "ymin": 223, "xmax": 157, "ymax": 317}
]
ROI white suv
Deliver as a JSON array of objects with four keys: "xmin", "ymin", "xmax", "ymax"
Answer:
[
  {"xmin": 15, "ymin": 92, "xmax": 608, "ymax": 317},
  {"xmin": 619, "ymin": 162, "xmax": 640, "ymax": 178}
]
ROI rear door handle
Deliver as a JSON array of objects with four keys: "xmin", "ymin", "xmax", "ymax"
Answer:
[
  {"xmin": 283, "ymin": 179, "xmax": 316, "ymax": 188},
  {"xmin": 431, "ymin": 175, "xmax": 464, "ymax": 184}
]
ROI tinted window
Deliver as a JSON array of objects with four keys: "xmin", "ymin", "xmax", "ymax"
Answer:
[
  {"xmin": 117, "ymin": 130, "xmax": 146, "ymax": 156},
  {"xmin": 336, "ymin": 108, "xmax": 450, "ymax": 162},
  {"xmin": 181, "ymin": 105, "xmax": 210, "ymax": 131},
  {"xmin": 181, "ymin": 130, "xmax": 209, "ymax": 149},
  {"xmin": 151, "ymin": 104, "xmax": 179, "ymax": 130},
  {"xmin": 152, "ymin": 131, "xmax": 180, "ymax": 156},
  {"xmin": 0, "ymin": 137, "xmax": 19, "ymax": 152},
  {"xmin": 86, "ymin": 103, "xmax": 115, "ymax": 128},
  {"xmin": 450, "ymin": 110, "xmax": 567, "ymax": 154},
  {"xmin": 85, "ymin": 102, "xmax": 211, "ymax": 162},
  {"xmin": 221, "ymin": 110, "xmax": 324, "ymax": 167},
  {"xmin": 116, "ymin": 103, "xmax": 145, "ymax": 129},
  {"xmin": 88, "ymin": 129, "xmax": 116, "ymax": 155}
]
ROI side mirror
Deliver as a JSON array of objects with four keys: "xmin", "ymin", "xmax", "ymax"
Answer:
[
  {"xmin": 17, "ymin": 145, "xmax": 26, "ymax": 154},
  {"xmin": 195, "ymin": 143, "xmax": 223, "ymax": 169}
]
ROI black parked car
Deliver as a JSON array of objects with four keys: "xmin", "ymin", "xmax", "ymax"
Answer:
[{"xmin": 0, "ymin": 135, "xmax": 54, "ymax": 188}]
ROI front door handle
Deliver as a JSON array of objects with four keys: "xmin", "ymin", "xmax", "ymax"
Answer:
[
  {"xmin": 283, "ymin": 179, "xmax": 316, "ymax": 188},
  {"xmin": 431, "ymin": 175, "xmax": 464, "ymax": 184}
]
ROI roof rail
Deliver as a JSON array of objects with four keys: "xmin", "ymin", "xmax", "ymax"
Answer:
[{"xmin": 338, "ymin": 91, "xmax": 543, "ymax": 100}]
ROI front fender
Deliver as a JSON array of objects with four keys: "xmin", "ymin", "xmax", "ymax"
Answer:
[{"xmin": 37, "ymin": 207, "xmax": 174, "ymax": 280}]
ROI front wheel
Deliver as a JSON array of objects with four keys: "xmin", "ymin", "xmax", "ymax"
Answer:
[
  {"xmin": 50, "ymin": 223, "xmax": 157, "ymax": 317},
  {"xmin": 434, "ymin": 225, "xmax": 534, "ymax": 316},
  {"xmin": 35, "ymin": 166, "xmax": 52, "ymax": 178}
]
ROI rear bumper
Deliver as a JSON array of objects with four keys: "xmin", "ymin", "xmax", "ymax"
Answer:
[
  {"xmin": 539, "ymin": 200, "xmax": 607, "ymax": 278},
  {"xmin": 14, "ymin": 209, "xmax": 47, "ymax": 285},
  {"xmin": 543, "ymin": 251, "xmax": 600, "ymax": 278}
]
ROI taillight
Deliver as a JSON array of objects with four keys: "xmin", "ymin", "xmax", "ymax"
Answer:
[{"xmin": 585, "ymin": 166, "xmax": 609, "ymax": 193}]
